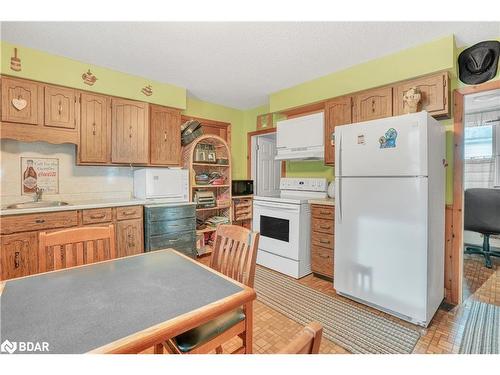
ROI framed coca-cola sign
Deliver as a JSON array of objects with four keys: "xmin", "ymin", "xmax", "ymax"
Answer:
[{"xmin": 21, "ymin": 157, "xmax": 59, "ymax": 195}]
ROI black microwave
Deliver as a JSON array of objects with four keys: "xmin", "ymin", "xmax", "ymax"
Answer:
[{"xmin": 232, "ymin": 180, "xmax": 253, "ymax": 196}]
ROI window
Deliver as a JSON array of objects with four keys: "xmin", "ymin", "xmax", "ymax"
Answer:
[{"xmin": 464, "ymin": 125, "xmax": 493, "ymax": 160}]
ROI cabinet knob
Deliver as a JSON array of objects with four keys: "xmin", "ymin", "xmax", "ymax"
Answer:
[{"xmin": 14, "ymin": 251, "xmax": 20, "ymax": 268}]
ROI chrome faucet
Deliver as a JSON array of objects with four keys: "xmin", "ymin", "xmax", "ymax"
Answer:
[{"xmin": 33, "ymin": 187, "xmax": 43, "ymax": 202}]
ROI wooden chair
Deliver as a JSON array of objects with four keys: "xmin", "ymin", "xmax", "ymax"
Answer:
[
  {"xmin": 278, "ymin": 322, "xmax": 323, "ymax": 354},
  {"xmin": 38, "ymin": 225, "xmax": 116, "ymax": 272},
  {"xmin": 161, "ymin": 224, "xmax": 259, "ymax": 354}
]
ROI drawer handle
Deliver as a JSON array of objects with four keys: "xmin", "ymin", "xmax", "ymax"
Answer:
[
  {"xmin": 14, "ymin": 251, "xmax": 20, "ymax": 268},
  {"xmin": 90, "ymin": 214, "xmax": 106, "ymax": 219},
  {"xmin": 319, "ymin": 239, "xmax": 330, "ymax": 244},
  {"xmin": 319, "ymin": 225, "xmax": 331, "ymax": 230},
  {"xmin": 122, "ymin": 210, "xmax": 136, "ymax": 216},
  {"xmin": 35, "ymin": 219, "xmax": 45, "ymax": 224},
  {"xmin": 58, "ymin": 101, "xmax": 63, "ymax": 115},
  {"xmin": 320, "ymin": 210, "xmax": 331, "ymax": 215},
  {"xmin": 319, "ymin": 254, "xmax": 330, "ymax": 259}
]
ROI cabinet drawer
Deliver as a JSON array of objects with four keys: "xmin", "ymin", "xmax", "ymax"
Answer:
[
  {"xmin": 311, "ymin": 205, "xmax": 334, "ymax": 220},
  {"xmin": 147, "ymin": 218, "xmax": 196, "ymax": 236},
  {"xmin": 0, "ymin": 211, "xmax": 78, "ymax": 235},
  {"xmin": 312, "ymin": 231, "xmax": 334, "ymax": 249},
  {"xmin": 82, "ymin": 208, "xmax": 113, "ymax": 224},
  {"xmin": 311, "ymin": 245, "xmax": 333, "ymax": 278},
  {"xmin": 146, "ymin": 205, "xmax": 195, "ymax": 221},
  {"xmin": 116, "ymin": 205, "xmax": 143, "ymax": 220},
  {"xmin": 312, "ymin": 218, "xmax": 334, "ymax": 234},
  {"xmin": 148, "ymin": 230, "xmax": 196, "ymax": 256}
]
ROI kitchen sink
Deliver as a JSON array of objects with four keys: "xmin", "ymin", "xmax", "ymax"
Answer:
[{"xmin": 6, "ymin": 201, "xmax": 69, "ymax": 209}]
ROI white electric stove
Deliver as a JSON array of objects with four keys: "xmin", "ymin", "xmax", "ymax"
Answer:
[{"xmin": 253, "ymin": 178, "xmax": 328, "ymax": 278}]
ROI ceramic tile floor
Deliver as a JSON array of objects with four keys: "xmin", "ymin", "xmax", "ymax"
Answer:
[{"xmin": 147, "ymin": 253, "xmax": 499, "ymax": 354}]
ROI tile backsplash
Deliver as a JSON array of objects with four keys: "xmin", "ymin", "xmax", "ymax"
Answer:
[{"xmin": 0, "ymin": 140, "xmax": 134, "ymax": 205}]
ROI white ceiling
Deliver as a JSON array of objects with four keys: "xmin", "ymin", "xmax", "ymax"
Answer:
[{"xmin": 1, "ymin": 22, "xmax": 499, "ymax": 109}]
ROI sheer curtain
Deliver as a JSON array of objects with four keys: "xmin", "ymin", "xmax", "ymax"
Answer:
[{"xmin": 463, "ymin": 110, "xmax": 499, "ymax": 190}]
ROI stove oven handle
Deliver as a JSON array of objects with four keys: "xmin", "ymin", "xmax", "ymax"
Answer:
[{"xmin": 253, "ymin": 202, "xmax": 300, "ymax": 211}]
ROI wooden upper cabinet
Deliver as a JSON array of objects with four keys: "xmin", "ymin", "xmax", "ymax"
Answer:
[
  {"xmin": 79, "ymin": 93, "xmax": 110, "ymax": 163},
  {"xmin": 1, "ymin": 231, "xmax": 38, "ymax": 280},
  {"xmin": 111, "ymin": 98, "xmax": 149, "ymax": 164},
  {"xmin": 393, "ymin": 72, "xmax": 450, "ymax": 118},
  {"xmin": 44, "ymin": 85, "xmax": 77, "ymax": 129},
  {"xmin": 1, "ymin": 76, "xmax": 43, "ymax": 125},
  {"xmin": 324, "ymin": 97, "xmax": 352, "ymax": 166},
  {"xmin": 149, "ymin": 104, "xmax": 181, "ymax": 166},
  {"xmin": 353, "ymin": 86, "xmax": 393, "ymax": 123}
]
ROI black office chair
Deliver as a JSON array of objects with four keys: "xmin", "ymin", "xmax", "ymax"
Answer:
[{"xmin": 464, "ymin": 188, "xmax": 500, "ymax": 268}]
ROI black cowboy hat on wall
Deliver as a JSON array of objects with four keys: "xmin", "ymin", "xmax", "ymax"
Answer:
[{"xmin": 458, "ymin": 40, "xmax": 500, "ymax": 85}]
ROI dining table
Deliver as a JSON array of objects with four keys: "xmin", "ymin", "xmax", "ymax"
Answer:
[{"xmin": 0, "ymin": 249, "xmax": 256, "ymax": 354}]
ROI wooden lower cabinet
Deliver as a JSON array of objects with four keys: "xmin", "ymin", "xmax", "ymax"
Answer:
[
  {"xmin": 116, "ymin": 219, "xmax": 144, "ymax": 258},
  {"xmin": 0, "ymin": 205, "xmax": 144, "ymax": 280},
  {"xmin": 310, "ymin": 204, "xmax": 334, "ymax": 280},
  {"xmin": 0, "ymin": 231, "xmax": 38, "ymax": 280}
]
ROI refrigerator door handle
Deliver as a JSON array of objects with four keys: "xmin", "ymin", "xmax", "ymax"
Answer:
[
  {"xmin": 338, "ymin": 133, "xmax": 343, "ymax": 223},
  {"xmin": 338, "ymin": 178, "xmax": 342, "ymax": 223}
]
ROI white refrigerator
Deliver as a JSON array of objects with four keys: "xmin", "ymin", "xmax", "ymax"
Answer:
[{"xmin": 334, "ymin": 111, "xmax": 445, "ymax": 327}]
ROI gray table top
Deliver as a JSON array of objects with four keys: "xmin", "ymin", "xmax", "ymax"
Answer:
[{"xmin": 0, "ymin": 249, "xmax": 244, "ymax": 354}]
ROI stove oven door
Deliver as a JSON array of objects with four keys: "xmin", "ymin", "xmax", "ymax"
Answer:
[{"xmin": 252, "ymin": 200, "xmax": 301, "ymax": 260}]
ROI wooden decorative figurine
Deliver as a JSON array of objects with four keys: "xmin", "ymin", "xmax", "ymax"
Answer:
[
  {"xmin": 402, "ymin": 87, "xmax": 421, "ymax": 114},
  {"xmin": 82, "ymin": 69, "xmax": 98, "ymax": 86},
  {"xmin": 10, "ymin": 48, "xmax": 22, "ymax": 71},
  {"xmin": 141, "ymin": 85, "xmax": 153, "ymax": 96}
]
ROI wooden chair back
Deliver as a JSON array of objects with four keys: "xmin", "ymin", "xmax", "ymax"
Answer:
[
  {"xmin": 278, "ymin": 322, "xmax": 323, "ymax": 354},
  {"xmin": 38, "ymin": 225, "xmax": 116, "ymax": 272},
  {"xmin": 210, "ymin": 224, "xmax": 260, "ymax": 287}
]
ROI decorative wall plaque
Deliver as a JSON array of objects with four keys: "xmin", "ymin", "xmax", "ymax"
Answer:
[
  {"xmin": 10, "ymin": 48, "xmax": 22, "ymax": 71},
  {"xmin": 21, "ymin": 157, "xmax": 59, "ymax": 195},
  {"xmin": 141, "ymin": 85, "xmax": 153, "ymax": 96},
  {"xmin": 82, "ymin": 69, "xmax": 98, "ymax": 86}
]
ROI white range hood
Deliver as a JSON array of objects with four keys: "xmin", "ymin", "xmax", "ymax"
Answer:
[{"xmin": 275, "ymin": 112, "xmax": 324, "ymax": 161}]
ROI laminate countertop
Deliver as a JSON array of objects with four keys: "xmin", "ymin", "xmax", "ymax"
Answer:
[
  {"xmin": 0, "ymin": 198, "xmax": 194, "ymax": 216},
  {"xmin": 308, "ymin": 198, "xmax": 335, "ymax": 206}
]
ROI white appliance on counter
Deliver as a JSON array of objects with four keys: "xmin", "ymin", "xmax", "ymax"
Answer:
[
  {"xmin": 253, "ymin": 178, "xmax": 328, "ymax": 278},
  {"xmin": 275, "ymin": 112, "xmax": 324, "ymax": 160},
  {"xmin": 334, "ymin": 111, "xmax": 445, "ymax": 327},
  {"xmin": 133, "ymin": 168, "xmax": 189, "ymax": 203}
]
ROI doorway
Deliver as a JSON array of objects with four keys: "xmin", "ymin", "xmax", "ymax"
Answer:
[
  {"xmin": 250, "ymin": 133, "xmax": 281, "ymax": 197},
  {"xmin": 461, "ymin": 88, "xmax": 500, "ymax": 304}
]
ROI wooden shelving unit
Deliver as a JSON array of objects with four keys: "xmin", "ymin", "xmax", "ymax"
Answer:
[
  {"xmin": 182, "ymin": 134, "xmax": 232, "ymax": 256},
  {"xmin": 232, "ymin": 195, "xmax": 253, "ymax": 230}
]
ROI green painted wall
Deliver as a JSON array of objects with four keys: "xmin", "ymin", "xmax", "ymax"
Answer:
[
  {"xmin": 269, "ymin": 35, "xmax": 455, "ymax": 113},
  {"xmin": 182, "ymin": 97, "xmax": 247, "ymax": 179},
  {"xmin": 0, "ymin": 40, "xmax": 186, "ymax": 109}
]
